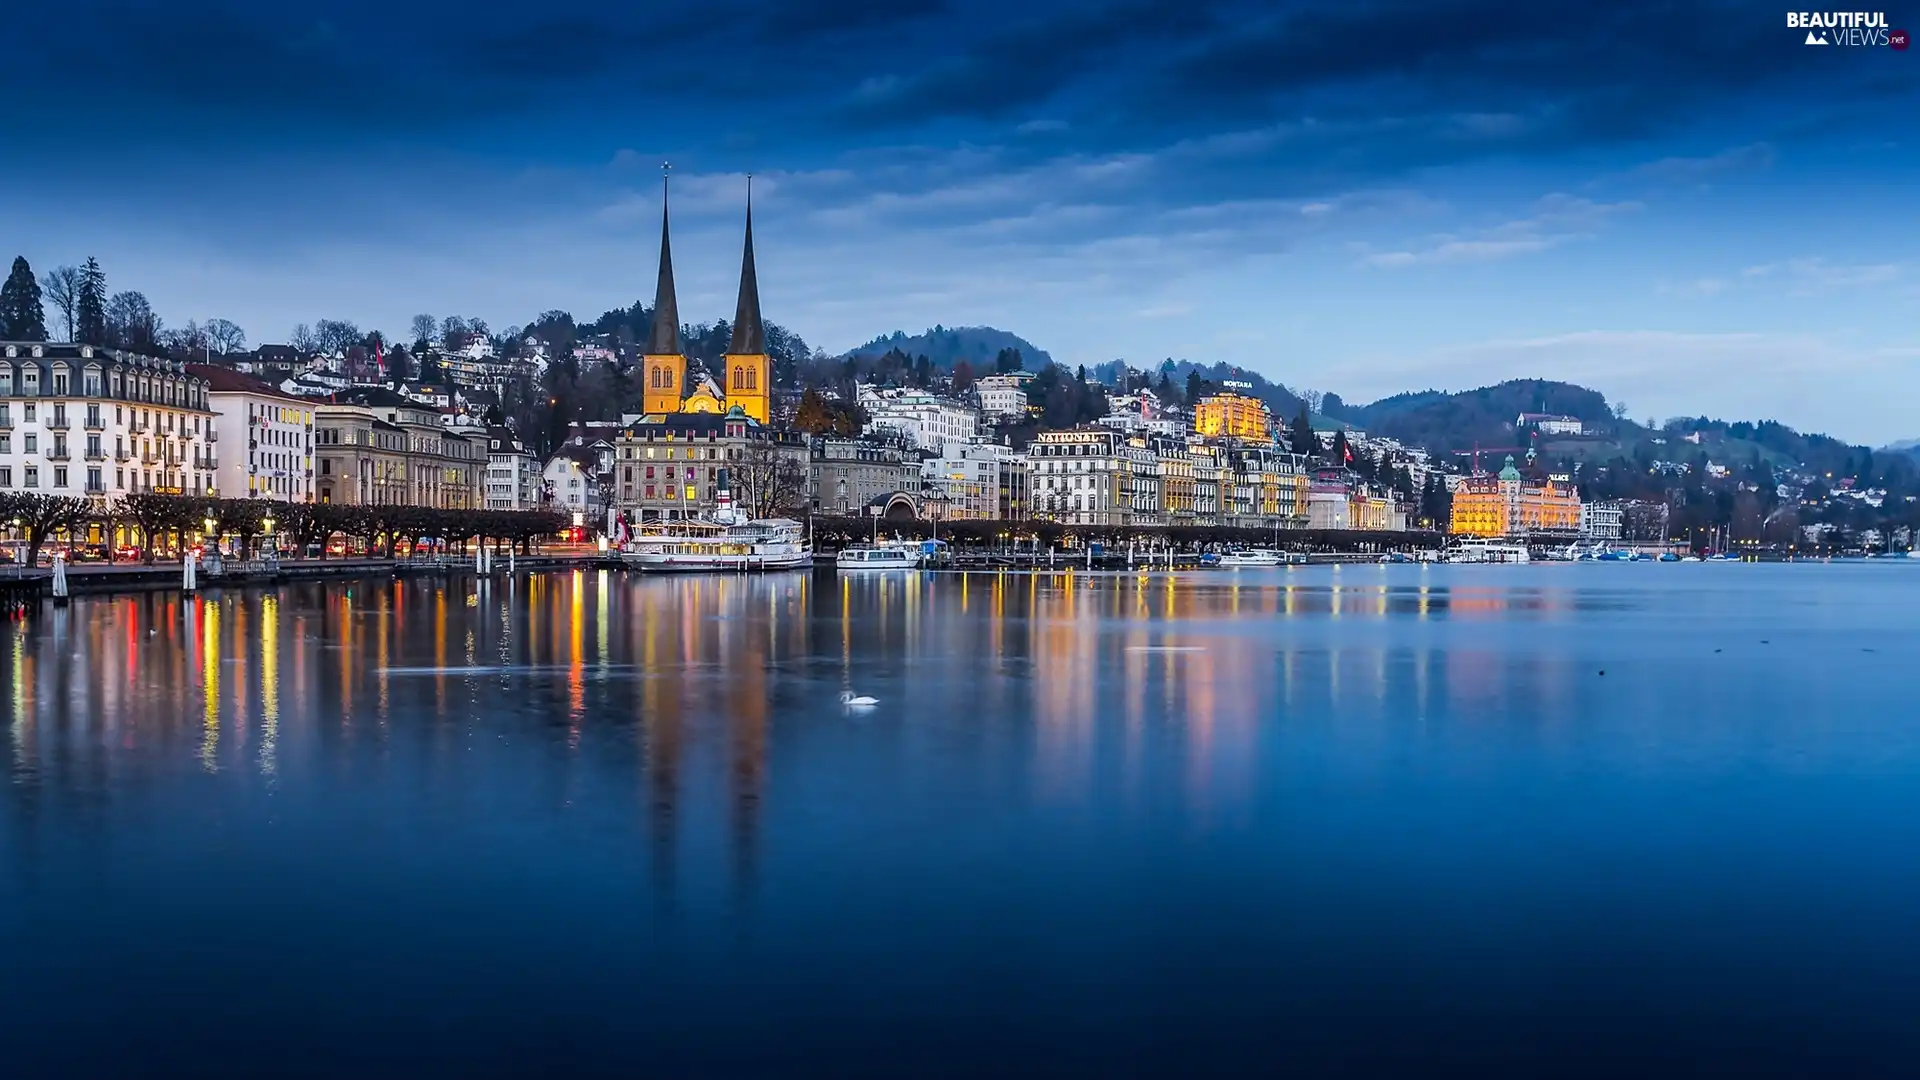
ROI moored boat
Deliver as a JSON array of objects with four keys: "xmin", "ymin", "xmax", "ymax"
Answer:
[
  {"xmin": 1217, "ymin": 549, "xmax": 1286, "ymax": 567},
  {"xmin": 836, "ymin": 545, "xmax": 921, "ymax": 572},
  {"xmin": 619, "ymin": 469, "xmax": 813, "ymax": 573},
  {"xmin": 1445, "ymin": 539, "xmax": 1530, "ymax": 564}
]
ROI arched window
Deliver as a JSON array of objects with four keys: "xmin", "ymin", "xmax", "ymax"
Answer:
[
  {"xmin": 746, "ymin": 368, "xmax": 757, "ymax": 390},
  {"xmin": 649, "ymin": 368, "xmax": 660, "ymax": 389},
  {"xmin": 731, "ymin": 367, "xmax": 744, "ymax": 390},
  {"xmin": 664, "ymin": 369, "xmax": 674, "ymax": 389}
]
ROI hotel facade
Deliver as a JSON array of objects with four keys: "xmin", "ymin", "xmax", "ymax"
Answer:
[{"xmin": 0, "ymin": 342, "xmax": 218, "ymax": 503}]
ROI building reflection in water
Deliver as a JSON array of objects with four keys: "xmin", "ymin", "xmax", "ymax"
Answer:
[{"xmin": 0, "ymin": 568, "xmax": 1643, "ymax": 909}]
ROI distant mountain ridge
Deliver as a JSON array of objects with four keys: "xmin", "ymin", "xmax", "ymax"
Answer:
[{"xmin": 841, "ymin": 326, "xmax": 1052, "ymax": 370}]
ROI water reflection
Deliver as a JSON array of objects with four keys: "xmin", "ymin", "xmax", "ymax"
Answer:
[{"xmin": 6, "ymin": 566, "xmax": 1920, "ymax": 1074}]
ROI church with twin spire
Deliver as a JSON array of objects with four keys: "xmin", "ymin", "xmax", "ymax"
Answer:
[{"xmin": 638, "ymin": 177, "xmax": 772, "ymax": 425}]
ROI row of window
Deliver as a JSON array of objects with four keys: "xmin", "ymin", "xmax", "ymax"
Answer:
[
  {"xmin": 0, "ymin": 465, "xmax": 203, "ymax": 493},
  {"xmin": 0, "ymin": 365, "xmax": 207, "ymax": 409}
]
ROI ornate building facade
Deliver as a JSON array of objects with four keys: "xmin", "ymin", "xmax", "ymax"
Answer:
[
  {"xmin": 0, "ymin": 342, "xmax": 217, "ymax": 502},
  {"xmin": 1449, "ymin": 456, "xmax": 1581, "ymax": 537}
]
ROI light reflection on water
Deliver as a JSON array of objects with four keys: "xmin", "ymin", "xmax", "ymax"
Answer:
[{"xmin": 3, "ymin": 564, "xmax": 1920, "ymax": 1076}]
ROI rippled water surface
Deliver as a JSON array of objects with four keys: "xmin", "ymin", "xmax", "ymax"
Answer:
[{"xmin": 4, "ymin": 564, "xmax": 1919, "ymax": 1077}]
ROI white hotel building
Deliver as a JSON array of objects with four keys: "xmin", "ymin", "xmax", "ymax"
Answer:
[
  {"xmin": 192, "ymin": 365, "xmax": 315, "ymax": 501},
  {"xmin": 859, "ymin": 387, "xmax": 980, "ymax": 454},
  {"xmin": 0, "ymin": 342, "xmax": 217, "ymax": 502}
]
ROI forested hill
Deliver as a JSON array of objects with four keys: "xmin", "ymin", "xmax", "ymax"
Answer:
[
  {"xmin": 1323, "ymin": 380, "xmax": 1620, "ymax": 453},
  {"xmin": 842, "ymin": 326, "xmax": 1052, "ymax": 370}
]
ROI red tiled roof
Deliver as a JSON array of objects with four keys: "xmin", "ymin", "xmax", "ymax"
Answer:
[{"xmin": 185, "ymin": 363, "xmax": 309, "ymax": 402}]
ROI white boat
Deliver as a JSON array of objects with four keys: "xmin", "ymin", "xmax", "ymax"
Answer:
[
  {"xmin": 619, "ymin": 469, "xmax": 813, "ymax": 573},
  {"xmin": 623, "ymin": 518, "xmax": 812, "ymax": 572},
  {"xmin": 1445, "ymin": 539, "xmax": 1530, "ymax": 564},
  {"xmin": 836, "ymin": 545, "xmax": 921, "ymax": 572},
  {"xmin": 1217, "ymin": 549, "xmax": 1286, "ymax": 567}
]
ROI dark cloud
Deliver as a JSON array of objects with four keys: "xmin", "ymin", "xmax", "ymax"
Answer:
[
  {"xmin": 841, "ymin": 1, "xmax": 1227, "ymax": 124},
  {"xmin": 759, "ymin": 0, "xmax": 949, "ymax": 39},
  {"xmin": 3, "ymin": 0, "xmax": 1910, "ymax": 183}
]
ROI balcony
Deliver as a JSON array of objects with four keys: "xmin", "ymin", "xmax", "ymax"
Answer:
[
  {"xmin": 141, "ymin": 453, "xmax": 160, "ymax": 466},
  {"xmin": 85, "ymin": 449, "xmax": 106, "ymax": 462},
  {"xmin": 0, "ymin": 414, "xmax": 11, "ymax": 429},
  {"xmin": 207, "ymin": 429, "xmax": 219, "ymax": 442},
  {"xmin": 84, "ymin": 416, "xmax": 104, "ymax": 431},
  {"xmin": 84, "ymin": 484, "xmax": 107, "ymax": 495},
  {"xmin": 46, "ymin": 449, "xmax": 71, "ymax": 462},
  {"xmin": 46, "ymin": 416, "xmax": 70, "ymax": 431},
  {"xmin": 114, "ymin": 449, "xmax": 132, "ymax": 462}
]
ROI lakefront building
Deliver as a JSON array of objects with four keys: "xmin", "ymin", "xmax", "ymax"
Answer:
[
  {"xmin": 808, "ymin": 437, "xmax": 921, "ymax": 517},
  {"xmin": 1031, "ymin": 428, "xmax": 1127, "ymax": 525},
  {"xmin": 311, "ymin": 388, "xmax": 481, "ymax": 507},
  {"xmin": 1449, "ymin": 456, "xmax": 1581, "ymax": 537},
  {"xmin": 612, "ymin": 407, "xmax": 806, "ymax": 523},
  {"xmin": 190, "ymin": 364, "xmax": 315, "ymax": 502},
  {"xmin": 0, "ymin": 342, "xmax": 217, "ymax": 502}
]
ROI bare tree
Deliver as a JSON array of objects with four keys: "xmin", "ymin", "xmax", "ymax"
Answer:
[
  {"xmin": 290, "ymin": 323, "xmax": 318, "ymax": 353},
  {"xmin": 440, "ymin": 315, "xmax": 468, "ymax": 349},
  {"xmin": 105, "ymin": 290, "xmax": 162, "ymax": 350},
  {"xmin": 40, "ymin": 265, "xmax": 82, "ymax": 340},
  {"xmin": 159, "ymin": 320, "xmax": 210, "ymax": 357},
  {"xmin": 204, "ymin": 318, "xmax": 247, "ymax": 354},
  {"xmin": 732, "ymin": 438, "xmax": 809, "ymax": 521},
  {"xmin": 409, "ymin": 313, "xmax": 437, "ymax": 345},
  {"xmin": 466, "ymin": 317, "xmax": 490, "ymax": 340},
  {"xmin": 1611, "ymin": 401, "xmax": 1630, "ymax": 420},
  {"xmin": 313, "ymin": 319, "xmax": 360, "ymax": 356}
]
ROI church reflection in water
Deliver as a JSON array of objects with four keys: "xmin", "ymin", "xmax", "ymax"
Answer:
[{"xmin": 4, "ymin": 567, "xmax": 1593, "ymax": 899}]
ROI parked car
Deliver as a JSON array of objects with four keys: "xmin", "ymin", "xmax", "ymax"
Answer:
[
  {"xmin": 115, "ymin": 545, "xmax": 144, "ymax": 562},
  {"xmin": 72, "ymin": 544, "xmax": 111, "ymax": 563}
]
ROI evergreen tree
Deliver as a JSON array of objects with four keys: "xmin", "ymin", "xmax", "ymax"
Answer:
[
  {"xmin": 1185, "ymin": 370, "xmax": 1205, "ymax": 406},
  {"xmin": 1155, "ymin": 371, "xmax": 1175, "ymax": 402},
  {"xmin": 0, "ymin": 256, "xmax": 48, "ymax": 340},
  {"xmin": 1288, "ymin": 407, "xmax": 1317, "ymax": 456},
  {"xmin": 76, "ymin": 257, "xmax": 108, "ymax": 345},
  {"xmin": 1329, "ymin": 428, "xmax": 1352, "ymax": 468}
]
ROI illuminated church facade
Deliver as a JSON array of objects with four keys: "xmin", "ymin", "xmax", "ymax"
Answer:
[{"xmin": 638, "ymin": 181, "xmax": 772, "ymax": 425}]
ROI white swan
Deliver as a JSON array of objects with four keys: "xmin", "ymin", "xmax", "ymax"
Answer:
[{"xmin": 840, "ymin": 690, "xmax": 878, "ymax": 708}]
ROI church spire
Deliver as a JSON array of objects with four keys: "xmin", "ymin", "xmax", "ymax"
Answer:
[
  {"xmin": 728, "ymin": 174, "xmax": 766, "ymax": 356},
  {"xmin": 647, "ymin": 164, "xmax": 681, "ymax": 356}
]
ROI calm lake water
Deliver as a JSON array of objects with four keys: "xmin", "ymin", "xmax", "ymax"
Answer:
[{"xmin": 3, "ymin": 564, "xmax": 1919, "ymax": 1076}]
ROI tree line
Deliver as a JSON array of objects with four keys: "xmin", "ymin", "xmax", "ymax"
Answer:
[
  {"xmin": 0, "ymin": 253, "xmax": 247, "ymax": 355},
  {"xmin": 0, "ymin": 491, "xmax": 564, "ymax": 567}
]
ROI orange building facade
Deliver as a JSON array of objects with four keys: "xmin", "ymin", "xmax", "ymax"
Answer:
[
  {"xmin": 1449, "ymin": 456, "xmax": 1581, "ymax": 537},
  {"xmin": 1193, "ymin": 392, "xmax": 1271, "ymax": 441}
]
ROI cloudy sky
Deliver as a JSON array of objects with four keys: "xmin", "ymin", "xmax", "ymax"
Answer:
[{"xmin": 4, "ymin": 1, "xmax": 1916, "ymax": 441}]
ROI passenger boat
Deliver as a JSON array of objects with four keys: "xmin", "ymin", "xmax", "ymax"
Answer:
[
  {"xmin": 618, "ymin": 470, "xmax": 813, "ymax": 573},
  {"xmin": 1444, "ymin": 539, "xmax": 1531, "ymax": 564},
  {"xmin": 1217, "ymin": 549, "xmax": 1286, "ymax": 567},
  {"xmin": 836, "ymin": 544, "xmax": 921, "ymax": 572},
  {"xmin": 623, "ymin": 517, "xmax": 812, "ymax": 573}
]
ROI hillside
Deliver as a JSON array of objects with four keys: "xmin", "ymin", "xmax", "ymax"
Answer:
[
  {"xmin": 842, "ymin": 326, "xmax": 1052, "ymax": 370},
  {"xmin": 1326, "ymin": 380, "xmax": 1621, "ymax": 455}
]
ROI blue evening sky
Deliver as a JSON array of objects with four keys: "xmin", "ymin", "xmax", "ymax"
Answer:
[{"xmin": 3, "ymin": 1, "xmax": 1915, "ymax": 442}]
